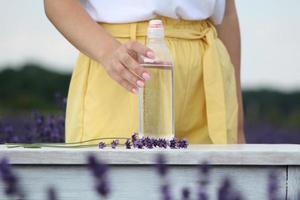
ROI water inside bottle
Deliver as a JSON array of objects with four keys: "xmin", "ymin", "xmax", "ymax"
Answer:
[{"xmin": 138, "ymin": 63, "xmax": 175, "ymax": 139}]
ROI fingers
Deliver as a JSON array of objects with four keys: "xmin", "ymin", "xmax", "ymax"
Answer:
[
  {"xmin": 125, "ymin": 41, "xmax": 155, "ymax": 59},
  {"xmin": 118, "ymin": 52, "xmax": 150, "ymax": 80},
  {"xmin": 101, "ymin": 40, "xmax": 155, "ymax": 94},
  {"xmin": 119, "ymin": 78, "xmax": 138, "ymax": 94},
  {"xmin": 108, "ymin": 62, "xmax": 144, "ymax": 94},
  {"xmin": 121, "ymin": 66, "xmax": 145, "ymax": 88},
  {"xmin": 120, "ymin": 41, "xmax": 154, "ymax": 80},
  {"xmin": 110, "ymin": 71, "xmax": 138, "ymax": 94}
]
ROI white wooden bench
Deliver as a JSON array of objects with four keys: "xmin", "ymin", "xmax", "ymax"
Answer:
[{"xmin": 0, "ymin": 144, "xmax": 300, "ymax": 200}]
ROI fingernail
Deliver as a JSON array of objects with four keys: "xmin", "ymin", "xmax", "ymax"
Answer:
[
  {"xmin": 137, "ymin": 80, "xmax": 144, "ymax": 87},
  {"xmin": 142, "ymin": 72, "xmax": 150, "ymax": 80},
  {"xmin": 132, "ymin": 88, "xmax": 138, "ymax": 94},
  {"xmin": 146, "ymin": 51, "xmax": 155, "ymax": 59}
]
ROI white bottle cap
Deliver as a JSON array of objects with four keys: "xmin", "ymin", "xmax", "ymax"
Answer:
[{"xmin": 147, "ymin": 19, "xmax": 164, "ymax": 38}]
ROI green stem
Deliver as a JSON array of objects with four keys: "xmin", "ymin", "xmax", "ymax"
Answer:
[
  {"xmin": 5, "ymin": 137, "xmax": 129, "ymax": 148},
  {"xmin": 5, "ymin": 136, "xmax": 129, "ymax": 145}
]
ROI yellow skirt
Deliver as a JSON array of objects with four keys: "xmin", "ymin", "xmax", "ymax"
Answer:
[{"xmin": 65, "ymin": 17, "xmax": 238, "ymax": 145}]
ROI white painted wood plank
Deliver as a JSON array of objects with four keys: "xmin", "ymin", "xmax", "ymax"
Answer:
[
  {"xmin": 0, "ymin": 166, "xmax": 286, "ymax": 200},
  {"xmin": 1, "ymin": 144, "xmax": 300, "ymax": 165},
  {"xmin": 287, "ymin": 166, "xmax": 300, "ymax": 200}
]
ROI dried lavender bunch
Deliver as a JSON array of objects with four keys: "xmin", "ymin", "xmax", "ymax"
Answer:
[
  {"xmin": 97, "ymin": 133, "xmax": 189, "ymax": 150},
  {"xmin": 169, "ymin": 138, "xmax": 177, "ymax": 149},
  {"xmin": 142, "ymin": 136, "xmax": 154, "ymax": 149},
  {"xmin": 131, "ymin": 132, "xmax": 139, "ymax": 144},
  {"xmin": 134, "ymin": 139, "xmax": 144, "ymax": 149},
  {"xmin": 157, "ymin": 138, "xmax": 169, "ymax": 148},
  {"xmin": 177, "ymin": 139, "xmax": 188, "ymax": 149},
  {"xmin": 111, "ymin": 139, "xmax": 119, "ymax": 149},
  {"xmin": 125, "ymin": 138, "xmax": 131, "ymax": 149},
  {"xmin": 98, "ymin": 142, "xmax": 106, "ymax": 149}
]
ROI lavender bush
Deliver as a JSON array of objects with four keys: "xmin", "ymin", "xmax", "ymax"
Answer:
[
  {"xmin": 0, "ymin": 112, "xmax": 65, "ymax": 144},
  {"xmin": 0, "ymin": 93, "xmax": 66, "ymax": 144},
  {"xmin": 1, "ymin": 93, "xmax": 299, "ymax": 144}
]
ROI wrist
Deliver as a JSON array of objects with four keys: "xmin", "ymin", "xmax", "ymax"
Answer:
[{"xmin": 96, "ymin": 39, "xmax": 121, "ymax": 64}]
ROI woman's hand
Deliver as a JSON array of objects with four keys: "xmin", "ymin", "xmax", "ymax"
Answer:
[
  {"xmin": 44, "ymin": 0, "xmax": 154, "ymax": 94},
  {"xmin": 99, "ymin": 41, "xmax": 154, "ymax": 94}
]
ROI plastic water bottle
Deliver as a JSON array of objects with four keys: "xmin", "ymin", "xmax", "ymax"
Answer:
[{"xmin": 138, "ymin": 19, "xmax": 175, "ymax": 139}]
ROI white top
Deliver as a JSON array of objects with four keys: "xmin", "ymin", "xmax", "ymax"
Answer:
[{"xmin": 80, "ymin": 0, "xmax": 226, "ymax": 25}]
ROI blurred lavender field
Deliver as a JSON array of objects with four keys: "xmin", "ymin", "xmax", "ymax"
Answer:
[
  {"xmin": 0, "ymin": 92, "xmax": 65, "ymax": 144},
  {"xmin": 0, "ymin": 112, "xmax": 65, "ymax": 144},
  {"xmin": 245, "ymin": 123, "xmax": 300, "ymax": 144},
  {"xmin": 1, "ymin": 114, "xmax": 299, "ymax": 144},
  {"xmin": 0, "ymin": 64, "xmax": 299, "ymax": 144}
]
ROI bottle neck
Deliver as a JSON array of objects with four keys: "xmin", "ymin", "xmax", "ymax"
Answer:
[{"xmin": 147, "ymin": 37, "xmax": 165, "ymax": 44}]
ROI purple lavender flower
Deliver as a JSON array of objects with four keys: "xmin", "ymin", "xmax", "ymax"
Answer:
[
  {"xmin": 95, "ymin": 179, "xmax": 110, "ymax": 197},
  {"xmin": 218, "ymin": 176, "xmax": 244, "ymax": 200},
  {"xmin": 169, "ymin": 138, "xmax": 177, "ymax": 149},
  {"xmin": 0, "ymin": 158, "xmax": 18, "ymax": 193},
  {"xmin": 98, "ymin": 142, "xmax": 106, "ymax": 149},
  {"xmin": 218, "ymin": 176, "xmax": 231, "ymax": 200},
  {"xmin": 143, "ymin": 137, "xmax": 154, "ymax": 149},
  {"xmin": 297, "ymin": 190, "xmax": 300, "ymax": 200},
  {"xmin": 111, "ymin": 139, "xmax": 119, "ymax": 149},
  {"xmin": 47, "ymin": 186, "xmax": 57, "ymax": 200},
  {"xmin": 199, "ymin": 160, "xmax": 210, "ymax": 175},
  {"xmin": 199, "ymin": 160, "xmax": 210, "ymax": 186},
  {"xmin": 177, "ymin": 139, "xmax": 189, "ymax": 149},
  {"xmin": 231, "ymin": 192, "xmax": 243, "ymax": 200},
  {"xmin": 33, "ymin": 111, "xmax": 45, "ymax": 127},
  {"xmin": 125, "ymin": 138, "xmax": 131, "ymax": 149},
  {"xmin": 268, "ymin": 170, "xmax": 279, "ymax": 200},
  {"xmin": 152, "ymin": 138, "xmax": 159, "ymax": 147},
  {"xmin": 0, "ymin": 158, "xmax": 25, "ymax": 199},
  {"xmin": 161, "ymin": 183, "xmax": 172, "ymax": 200},
  {"xmin": 157, "ymin": 138, "xmax": 168, "ymax": 148},
  {"xmin": 155, "ymin": 154, "xmax": 168, "ymax": 176},
  {"xmin": 87, "ymin": 154, "xmax": 110, "ymax": 198},
  {"xmin": 140, "ymin": 136, "xmax": 146, "ymax": 146},
  {"xmin": 197, "ymin": 160, "xmax": 210, "ymax": 200},
  {"xmin": 182, "ymin": 187, "xmax": 190, "ymax": 200},
  {"xmin": 198, "ymin": 189, "xmax": 208, "ymax": 200},
  {"xmin": 3, "ymin": 124, "xmax": 14, "ymax": 135},
  {"xmin": 50, "ymin": 127, "xmax": 61, "ymax": 142},
  {"xmin": 133, "ymin": 139, "xmax": 144, "ymax": 149},
  {"xmin": 131, "ymin": 132, "xmax": 138, "ymax": 143},
  {"xmin": 54, "ymin": 92, "xmax": 67, "ymax": 111},
  {"xmin": 31, "ymin": 111, "xmax": 65, "ymax": 143},
  {"xmin": 87, "ymin": 155, "xmax": 108, "ymax": 179}
]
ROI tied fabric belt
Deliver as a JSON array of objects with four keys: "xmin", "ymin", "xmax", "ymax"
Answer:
[{"xmin": 99, "ymin": 20, "xmax": 228, "ymax": 144}]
